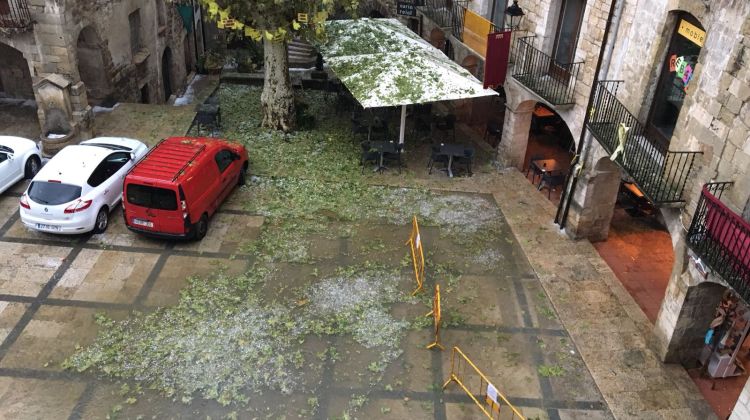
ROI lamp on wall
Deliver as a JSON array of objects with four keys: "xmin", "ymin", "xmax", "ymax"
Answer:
[{"xmin": 505, "ymin": 1, "xmax": 525, "ymax": 31}]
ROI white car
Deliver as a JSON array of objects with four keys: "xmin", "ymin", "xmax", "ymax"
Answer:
[
  {"xmin": 0, "ymin": 136, "xmax": 41, "ymax": 195},
  {"xmin": 20, "ymin": 137, "xmax": 148, "ymax": 234}
]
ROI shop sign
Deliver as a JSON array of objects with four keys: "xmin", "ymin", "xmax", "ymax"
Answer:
[
  {"xmin": 484, "ymin": 30, "xmax": 512, "ymax": 88},
  {"xmin": 397, "ymin": 1, "xmax": 417, "ymax": 17},
  {"xmin": 678, "ymin": 20, "xmax": 705, "ymax": 47}
]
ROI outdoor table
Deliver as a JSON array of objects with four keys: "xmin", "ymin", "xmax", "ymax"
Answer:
[
  {"xmin": 370, "ymin": 140, "xmax": 397, "ymax": 172},
  {"xmin": 438, "ymin": 143, "xmax": 467, "ymax": 178},
  {"xmin": 531, "ymin": 158, "xmax": 568, "ymax": 186}
]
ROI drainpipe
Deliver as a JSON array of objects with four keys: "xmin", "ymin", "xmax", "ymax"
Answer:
[{"xmin": 554, "ymin": 0, "xmax": 620, "ymax": 228}]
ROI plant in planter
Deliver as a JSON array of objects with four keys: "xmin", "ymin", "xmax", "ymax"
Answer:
[{"xmin": 204, "ymin": 51, "xmax": 225, "ymax": 74}]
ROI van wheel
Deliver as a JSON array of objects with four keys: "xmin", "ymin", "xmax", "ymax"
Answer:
[
  {"xmin": 194, "ymin": 213, "xmax": 208, "ymax": 240},
  {"xmin": 24, "ymin": 156, "xmax": 41, "ymax": 179},
  {"xmin": 92, "ymin": 207, "xmax": 109, "ymax": 234},
  {"xmin": 238, "ymin": 165, "xmax": 248, "ymax": 186}
]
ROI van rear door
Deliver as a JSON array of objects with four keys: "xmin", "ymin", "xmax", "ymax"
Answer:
[{"xmin": 125, "ymin": 183, "xmax": 182, "ymax": 234}]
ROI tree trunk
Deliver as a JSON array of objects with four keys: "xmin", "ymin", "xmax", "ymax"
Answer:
[{"xmin": 261, "ymin": 38, "xmax": 295, "ymax": 132}]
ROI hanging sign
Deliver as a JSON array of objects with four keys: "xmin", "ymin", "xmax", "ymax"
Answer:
[
  {"xmin": 397, "ymin": 1, "xmax": 417, "ymax": 16},
  {"xmin": 678, "ymin": 20, "xmax": 705, "ymax": 47},
  {"xmin": 463, "ymin": 8, "xmax": 492, "ymax": 57},
  {"xmin": 484, "ymin": 30, "xmax": 512, "ymax": 88}
]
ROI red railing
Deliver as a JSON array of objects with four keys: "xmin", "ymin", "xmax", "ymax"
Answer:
[
  {"xmin": 687, "ymin": 182, "xmax": 750, "ymax": 302},
  {"xmin": 0, "ymin": 0, "xmax": 32, "ymax": 29}
]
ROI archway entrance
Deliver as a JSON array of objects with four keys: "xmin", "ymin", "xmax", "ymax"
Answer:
[
  {"xmin": 0, "ymin": 43, "xmax": 33, "ymax": 99},
  {"xmin": 522, "ymin": 102, "xmax": 575, "ymax": 204},
  {"xmin": 0, "ymin": 42, "xmax": 38, "ymax": 138},
  {"xmin": 76, "ymin": 26, "xmax": 112, "ymax": 105},
  {"xmin": 162, "ymin": 47, "xmax": 173, "ymax": 101}
]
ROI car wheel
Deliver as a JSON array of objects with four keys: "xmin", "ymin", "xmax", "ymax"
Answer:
[
  {"xmin": 92, "ymin": 207, "xmax": 109, "ymax": 234},
  {"xmin": 24, "ymin": 156, "xmax": 40, "ymax": 179},
  {"xmin": 194, "ymin": 213, "xmax": 208, "ymax": 240},
  {"xmin": 238, "ymin": 164, "xmax": 248, "ymax": 186}
]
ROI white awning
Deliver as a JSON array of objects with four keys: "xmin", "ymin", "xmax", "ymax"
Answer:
[{"xmin": 318, "ymin": 18, "xmax": 498, "ymax": 109}]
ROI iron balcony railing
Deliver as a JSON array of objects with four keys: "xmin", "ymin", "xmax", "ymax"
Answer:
[
  {"xmin": 687, "ymin": 182, "xmax": 750, "ymax": 303},
  {"xmin": 512, "ymin": 36, "xmax": 583, "ymax": 105},
  {"xmin": 0, "ymin": 0, "xmax": 32, "ymax": 29},
  {"xmin": 418, "ymin": 0, "xmax": 469, "ymax": 37},
  {"xmin": 586, "ymin": 80, "xmax": 702, "ymax": 205}
]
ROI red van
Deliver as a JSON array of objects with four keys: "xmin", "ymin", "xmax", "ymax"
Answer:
[{"xmin": 123, "ymin": 137, "xmax": 248, "ymax": 240}]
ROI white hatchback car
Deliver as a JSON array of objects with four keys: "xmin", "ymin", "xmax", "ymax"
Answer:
[
  {"xmin": 20, "ymin": 137, "xmax": 148, "ymax": 234},
  {"xmin": 0, "ymin": 136, "xmax": 42, "ymax": 195}
]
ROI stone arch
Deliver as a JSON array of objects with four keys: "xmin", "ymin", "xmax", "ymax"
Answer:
[
  {"xmin": 0, "ymin": 42, "xmax": 33, "ymax": 99},
  {"xmin": 461, "ymin": 54, "xmax": 480, "ymax": 77},
  {"xmin": 76, "ymin": 26, "xmax": 112, "ymax": 105},
  {"xmin": 660, "ymin": 279, "xmax": 727, "ymax": 365},
  {"xmin": 429, "ymin": 27, "xmax": 446, "ymax": 50},
  {"xmin": 162, "ymin": 47, "xmax": 173, "ymax": 101}
]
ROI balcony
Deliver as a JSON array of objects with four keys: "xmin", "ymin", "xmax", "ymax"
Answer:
[
  {"xmin": 0, "ymin": 0, "xmax": 32, "ymax": 30},
  {"xmin": 512, "ymin": 36, "xmax": 583, "ymax": 106},
  {"xmin": 418, "ymin": 0, "xmax": 468, "ymax": 36},
  {"xmin": 587, "ymin": 81, "xmax": 702, "ymax": 205},
  {"xmin": 687, "ymin": 182, "xmax": 750, "ymax": 302}
]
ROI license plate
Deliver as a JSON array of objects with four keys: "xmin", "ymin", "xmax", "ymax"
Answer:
[
  {"xmin": 36, "ymin": 223, "xmax": 60, "ymax": 231},
  {"xmin": 132, "ymin": 218, "xmax": 154, "ymax": 228}
]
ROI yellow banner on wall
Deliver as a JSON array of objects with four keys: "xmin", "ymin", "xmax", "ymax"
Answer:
[
  {"xmin": 678, "ymin": 20, "xmax": 705, "ymax": 47},
  {"xmin": 462, "ymin": 8, "xmax": 493, "ymax": 58}
]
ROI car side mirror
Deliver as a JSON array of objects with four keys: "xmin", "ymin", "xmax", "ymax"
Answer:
[{"xmin": 130, "ymin": 152, "xmax": 136, "ymax": 161}]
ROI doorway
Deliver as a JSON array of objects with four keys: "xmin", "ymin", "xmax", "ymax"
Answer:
[
  {"xmin": 162, "ymin": 47, "xmax": 173, "ymax": 101},
  {"xmin": 646, "ymin": 13, "xmax": 704, "ymax": 147},
  {"xmin": 76, "ymin": 26, "xmax": 112, "ymax": 105}
]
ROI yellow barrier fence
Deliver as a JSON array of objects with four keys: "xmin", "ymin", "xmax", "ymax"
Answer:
[
  {"xmin": 443, "ymin": 346, "xmax": 525, "ymax": 420},
  {"xmin": 425, "ymin": 284, "xmax": 444, "ymax": 350},
  {"xmin": 405, "ymin": 216, "xmax": 425, "ymax": 295}
]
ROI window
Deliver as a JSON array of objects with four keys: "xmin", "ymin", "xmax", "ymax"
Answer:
[
  {"xmin": 0, "ymin": 0, "xmax": 10, "ymax": 15},
  {"xmin": 552, "ymin": 0, "xmax": 586, "ymax": 64},
  {"xmin": 28, "ymin": 182, "xmax": 82, "ymax": 205},
  {"xmin": 129, "ymin": 10, "xmax": 142, "ymax": 56},
  {"xmin": 490, "ymin": 0, "xmax": 509, "ymax": 29},
  {"xmin": 87, "ymin": 152, "xmax": 130, "ymax": 187},
  {"xmin": 126, "ymin": 184, "xmax": 178, "ymax": 210},
  {"xmin": 214, "ymin": 150, "xmax": 234, "ymax": 173},
  {"xmin": 647, "ymin": 14, "xmax": 704, "ymax": 147},
  {"xmin": 0, "ymin": 152, "xmax": 7, "ymax": 163}
]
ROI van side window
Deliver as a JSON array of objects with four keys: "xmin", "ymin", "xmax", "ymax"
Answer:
[
  {"xmin": 214, "ymin": 150, "xmax": 233, "ymax": 173},
  {"xmin": 88, "ymin": 152, "xmax": 131, "ymax": 187}
]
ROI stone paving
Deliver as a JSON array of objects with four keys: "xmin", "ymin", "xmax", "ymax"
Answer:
[{"xmin": 0, "ymin": 94, "xmax": 714, "ymax": 419}]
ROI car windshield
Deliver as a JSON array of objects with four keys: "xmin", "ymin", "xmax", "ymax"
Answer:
[
  {"xmin": 27, "ymin": 181, "xmax": 82, "ymax": 205},
  {"xmin": 126, "ymin": 184, "xmax": 177, "ymax": 211}
]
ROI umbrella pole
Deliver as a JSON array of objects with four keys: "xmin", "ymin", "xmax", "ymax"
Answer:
[{"xmin": 399, "ymin": 105, "xmax": 407, "ymax": 145}]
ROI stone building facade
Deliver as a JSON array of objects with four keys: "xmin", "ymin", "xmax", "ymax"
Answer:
[
  {"xmin": 371, "ymin": 0, "xmax": 750, "ymax": 416},
  {"xmin": 0, "ymin": 0, "xmax": 202, "ymax": 152}
]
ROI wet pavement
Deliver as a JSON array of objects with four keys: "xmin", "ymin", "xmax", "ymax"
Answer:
[{"xmin": 0, "ymin": 84, "xmax": 713, "ymax": 419}]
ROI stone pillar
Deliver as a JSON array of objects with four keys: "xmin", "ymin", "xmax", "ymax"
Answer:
[
  {"xmin": 653, "ymin": 246, "xmax": 726, "ymax": 364},
  {"xmin": 564, "ymin": 148, "xmax": 621, "ymax": 241},
  {"xmin": 496, "ymin": 101, "xmax": 534, "ymax": 169}
]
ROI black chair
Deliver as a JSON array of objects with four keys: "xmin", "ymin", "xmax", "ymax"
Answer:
[
  {"xmin": 351, "ymin": 117, "xmax": 369, "ymax": 141},
  {"xmin": 360, "ymin": 142, "xmax": 379, "ymax": 173},
  {"xmin": 382, "ymin": 143, "xmax": 403, "ymax": 174},
  {"xmin": 537, "ymin": 172, "xmax": 566, "ymax": 199},
  {"xmin": 428, "ymin": 144, "xmax": 449, "ymax": 174},
  {"xmin": 434, "ymin": 114, "xmax": 456, "ymax": 142},
  {"xmin": 370, "ymin": 118, "xmax": 389, "ymax": 141},
  {"xmin": 484, "ymin": 121, "xmax": 502, "ymax": 147},
  {"xmin": 525, "ymin": 154, "xmax": 544, "ymax": 183},
  {"xmin": 455, "ymin": 147, "xmax": 475, "ymax": 176}
]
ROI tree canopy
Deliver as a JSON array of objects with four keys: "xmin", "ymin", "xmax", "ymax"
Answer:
[{"xmin": 198, "ymin": 0, "xmax": 359, "ymax": 43}]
